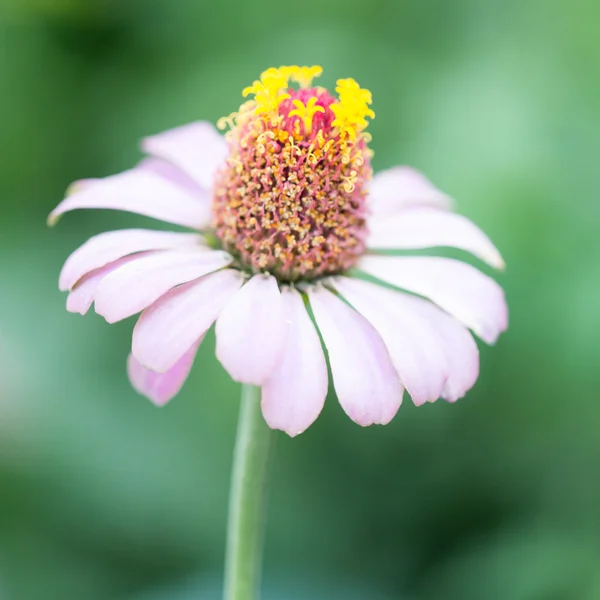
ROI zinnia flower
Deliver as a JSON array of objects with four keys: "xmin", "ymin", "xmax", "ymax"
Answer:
[{"xmin": 50, "ymin": 65, "xmax": 507, "ymax": 436}]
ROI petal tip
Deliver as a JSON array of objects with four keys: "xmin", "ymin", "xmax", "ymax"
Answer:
[
  {"xmin": 145, "ymin": 393, "xmax": 171, "ymax": 408},
  {"xmin": 98, "ymin": 310, "xmax": 119, "ymax": 324},
  {"xmin": 65, "ymin": 298, "xmax": 89, "ymax": 316},
  {"xmin": 262, "ymin": 412, "xmax": 310, "ymax": 438},
  {"xmin": 491, "ymin": 253, "xmax": 506, "ymax": 271},
  {"xmin": 284, "ymin": 428, "xmax": 306, "ymax": 438}
]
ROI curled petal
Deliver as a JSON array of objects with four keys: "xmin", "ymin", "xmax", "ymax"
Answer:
[
  {"xmin": 308, "ymin": 286, "xmax": 403, "ymax": 426},
  {"xmin": 367, "ymin": 208, "xmax": 505, "ymax": 269},
  {"xmin": 59, "ymin": 229, "xmax": 204, "ymax": 291},
  {"xmin": 358, "ymin": 255, "xmax": 508, "ymax": 344},
  {"xmin": 127, "ymin": 340, "xmax": 201, "ymax": 406},
  {"xmin": 141, "ymin": 121, "xmax": 228, "ymax": 190},
  {"xmin": 95, "ymin": 249, "xmax": 232, "ymax": 323},
  {"xmin": 261, "ymin": 288, "xmax": 328, "ymax": 436},
  {"xmin": 368, "ymin": 166, "xmax": 453, "ymax": 216},
  {"xmin": 216, "ymin": 274, "xmax": 286, "ymax": 385},
  {"xmin": 330, "ymin": 277, "xmax": 449, "ymax": 405},
  {"xmin": 132, "ymin": 269, "xmax": 243, "ymax": 373},
  {"xmin": 48, "ymin": 168, "xmax": 211, "ymax": 229}
]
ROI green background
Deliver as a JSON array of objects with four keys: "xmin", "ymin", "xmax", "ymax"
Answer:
[{"xmin": 1, "ymin": 0, "xmax": 599, "ymax": 598}]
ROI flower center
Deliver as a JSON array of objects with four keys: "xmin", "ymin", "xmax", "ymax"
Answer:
[{"xmin": 212, "ymin": 66, "xmax": 374, "ymax": 282}]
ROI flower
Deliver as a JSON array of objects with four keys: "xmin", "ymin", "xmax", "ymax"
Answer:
[{"xmin": 50, "ymin": 65, "xmax": 508, "ymax": 437}]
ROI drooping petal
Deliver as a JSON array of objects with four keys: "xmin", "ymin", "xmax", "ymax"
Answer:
[
  {"xmin": 132, "ymin": 269, "xmax": 244, "ymax": 373},
  {"xmin": 358, "ymin": 255, "xmax": 508, "ymax": 344},
  {"xmin": 396, "ymin": 292, "xmax": 480, "ymax": 402},
  {"xmin": 261, "ymin": 288, "xmax": 328, "ymax": 436},
  {"xmin": 367, "ymin": 208, "xmax": 505, "ymax": 269},
  {"xmin": 308, "ymin": 286, "xmax": 403, "ymax": 426},
  {"xmin": 59, "ymin": 229, "xmax": 204, "ymax": 291},
  {"xmin": 94, "ymin": 249, "xmax": 232, "ymax": 323},
  {"xmin": 141, "ymin": 121, "xmax": 228, "ymax": 190},
  {"xmin": 127, "ymin": 340, "xmax": 201, "ymax": 406},
  {"xmin": 330, "ymin": 277, "xmax": 449, "ymax": 405},
  {"xmin": 66, "ymin": 253, "xmax": 146, "ymax": 315},
  {"xmin": 215, "ymin": 274, "xmax": 285, "ymax": 385},
  {"xmin": 48, "ymin": 168, "xmax": 211, "ymax": 229},
  {"xmin": 368, "ymin": 166, "xmax": 453, "ymax": 216}
]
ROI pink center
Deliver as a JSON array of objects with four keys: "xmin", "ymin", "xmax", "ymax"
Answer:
[{"xmin": 212, "ymin": 88, "xmax": 372, "ymax": 282}]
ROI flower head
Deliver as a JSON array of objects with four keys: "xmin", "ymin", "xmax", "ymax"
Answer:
[
  {"xmin": 215, "ymin": 66, "xmax": 373, "ymax": 281},
  {"xmin": 50, "ymin": 65, "xmax": 508, "ymax": 436}
]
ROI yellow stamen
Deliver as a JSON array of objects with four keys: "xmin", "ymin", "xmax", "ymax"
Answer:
[
  {"xmin": 288, "ymin": 97, "xmax": 325, "ymax": 134},
  {"xmin": 330, "ymin": 77, "xmax": 374, "ymax": 140},
  {"xmin": 289, "ymin": 65, "xmax": 323, "ymax": 89},
  {"xmin": 242, "ymin": 67, "xmax": 291, "ymax": 120},
  {"xmin": 239, "ymin": 65, "xmax": 327, "ymax": 122},
  {"xmin": 219, "ymin": 67, "xmax": 374, "ymax": 163},
  {"xmin": 336, "ymin": 78, "xmax": 372, "ymax": 104}
]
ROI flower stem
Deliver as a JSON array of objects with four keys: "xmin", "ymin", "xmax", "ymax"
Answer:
[{"xmin": 223, "ymin": 384, "xmax": 273, "ymax": 600}]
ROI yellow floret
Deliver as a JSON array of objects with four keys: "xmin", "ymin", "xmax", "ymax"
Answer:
[
  {"xmin": 240, "ymin": 66, "xmax": 326, "ymax": 121},
  {"xmin": 242, "ymin": 67, "xmax": 291, "ymax": 120},
  {"xmin": 330, "ymin": 77, "xmax": 374, "ymax": 140},
  {"xmin": 289, "ymin": 65, "xmax": 323, "ymax": 88},
  {"xmin": 288, "ymin": 97, "xmax": 325, "ymax": 134},
  {"xmin": 223, "ymin": 68, "xmax": 374, "ymax": 143}
]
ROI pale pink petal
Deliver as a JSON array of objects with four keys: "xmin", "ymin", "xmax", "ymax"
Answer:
[
  {"xmin": 358, "ymin": 255, "xmax": 508, "ymax": 344},
  {"xmin": 66, "ymin": 158, "xmax": 209, "ymax": 200},
  {"xmin": 367, "ymin": 208, "xmax": 505, "ymax": 269},
  {"xmin": 127, "ymin": 340, "xmax": 201, "ymax": 406},
  {"xmin": 368, "ymin": 167, "xmax": 453, "ymax": 216},
  {"xmin": 132, "ymin": 269, "xmax": 244, "ymax": 373},
  {"xmin": 65, "ymin": 178, "xmax": 100, "ymax": 194},
  {"xmin": 330, "ymin": 277, "xmax": 449, "ymax": 406},
  {"xmin": 141, "ymin": 121, "xmax": 228, "ymax": 190},
  {"xmin": 48, "ymin": 168, "xmax": 211, "ymax": 229},
  {"xmin": 215, "ymin": 274, "xmax": 285, "ymax": 385},
  {"xmin": 59, "ymin": 229, "xmax": 204, "ymax": 291},
  {"xmin": 66, "ymin": 253, "xmax": 146, "ymax": 315},
  {"xmin": 95, "ymin": 249, "xmax": 232, "ymax": 323},
  {"xmin": 261, "ymin": 288, "xmax": 328, "ymax": 436},
  {"xmin": 308, "ymin": 286, "xmax": 403, "ymax": 426},
  {"xmin": 397, "ymin": 293, "xmax": 480, "ymax": 402},
  {"xmin": 137, "ymin": 157, "xmax": 208, "ymax": 198}
]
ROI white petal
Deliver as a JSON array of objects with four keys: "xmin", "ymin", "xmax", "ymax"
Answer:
[
  {"xmin": 95, "ymin": 249, "xmax": 232, "ymax": 323},
  {"xmin": 330, "ymin": 277, "xmax": 449, "ymax": 405},
  {"xmin": 261, "ymin": 288, "xmax": 328, "ymax": 436},
  {"xmin": 127, "ymin": 340, "xmax": 201, "ymax": 406},
  {"xmin": 358, "ymin": 255, "xmax": 508, "ymax": 344},
  {"xmin": 368, "ymin": 166, "xmax": 453, "ymax": 216},
  {"xmin": 132, "ymin": 269, "xmax": 244, "ymax": 373},
  {"xmin": 66, "ymin": 253, "xmax": 146, "ymax": 315},
  {"xmin": 141, "ymin": 121, "xmax": 228, "ymax": 190},
  {"xmin": 48, "ymin": 168, "xmax": 210, "ymax": 229},
  {"xmin": 215, "ymin": 274, "xmax": 286, "ymax": 385},
  {"xmin": 308, "ymin": 286, "xmax": 403, "ymax": 426},
  {"xmin": 367, "ymin": 208, "xmax": 505, "ymax": 269},
  {"xmin": 59, "ymin": 229, "xmax": 204, "ymax": 291}
]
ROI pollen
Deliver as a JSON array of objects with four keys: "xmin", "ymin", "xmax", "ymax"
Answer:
[{"xmin": 213, "ymin": 66, "xmax": 374, "ymax": 282}]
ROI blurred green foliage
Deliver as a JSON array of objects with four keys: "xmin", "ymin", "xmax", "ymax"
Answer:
[{"xmin": 1, "ymin": 0, "xmax": 599, "ymax": 598}]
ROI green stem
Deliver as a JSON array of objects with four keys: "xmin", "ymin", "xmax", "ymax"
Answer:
[{"xmin": 223, "ymin": 384, "xmax": 273, "ymax": 600}]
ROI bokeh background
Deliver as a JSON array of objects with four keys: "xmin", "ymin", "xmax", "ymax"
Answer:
[{"xmin": 1, "ymin": 0, "xmax": 599, "ymax": 598}]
